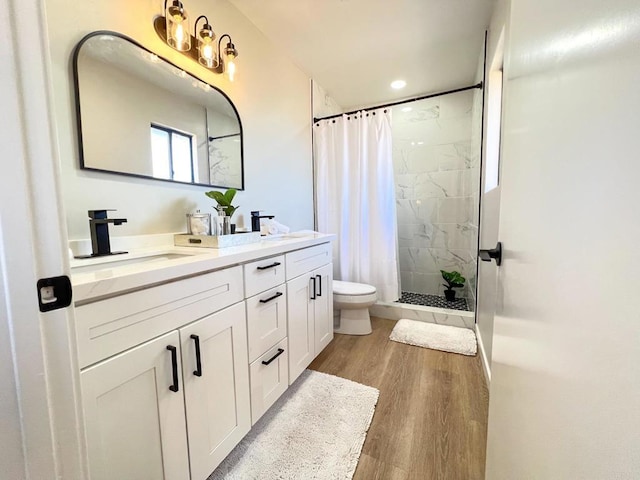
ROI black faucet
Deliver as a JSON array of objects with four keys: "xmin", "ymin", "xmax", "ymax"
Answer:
[
  {"xmin": 251, "ymin": 211, "xmax": 275, "ymax": 232},
  {"xmin": 77, "ymin": 209, "xmax": 128, "ymax": 258}
]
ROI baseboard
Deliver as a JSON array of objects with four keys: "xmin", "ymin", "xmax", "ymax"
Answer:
[{"xmin": 475, "ymin": 324, "xmax": 491, "ymax": 386}]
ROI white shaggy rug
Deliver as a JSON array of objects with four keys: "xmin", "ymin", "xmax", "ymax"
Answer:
[
  {"xmin": 209, "ymin": 369, "xmax": 379, "ymax": 480},
  {"xmin": 390, "ymin": 319, "xmax": 477, "ymax": 356}
]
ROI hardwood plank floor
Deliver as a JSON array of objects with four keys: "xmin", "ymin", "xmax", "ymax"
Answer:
[{"xmin": 309, "ymin": 317, "xmax": 489, "ymax": 480}]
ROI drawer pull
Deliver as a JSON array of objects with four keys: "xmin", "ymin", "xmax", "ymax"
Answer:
[
  {"xmin": 259, "ymin": 291, "xmax": 283, "ymax": 304},
  {"xmin": 310, "ymin": 276, "xmax": 317, "ymax": 300},
  {"xmin": 190, "ymin": 334, "xmax": 202, "ymax": 377},
  {"xmin": 166, "ymin": 345, "xmax": 179, "ymax": 392},
  {"xmin": 261, "ymin": 348, "xmax": 285, "ymax": 366},
  {"xmin": 257, "ymin": 261, "xmax": 281, "ymax": 271},
  {"xmin": 316, "ymin": 274, "xmax": 322, "ymax": 297}
]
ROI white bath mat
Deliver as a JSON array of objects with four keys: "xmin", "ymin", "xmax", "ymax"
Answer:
[
  {"xmin": 208, "ymin": 369, "xmax": 379, "ymax": 480},
  {"xmin": 390, "ymin": 318, "xmax": 477, "ymax": 356}
]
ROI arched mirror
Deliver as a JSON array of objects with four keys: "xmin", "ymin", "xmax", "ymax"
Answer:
[{"xmin": 73, "ymin": 31, "xmax": 244, "ymax": 189}]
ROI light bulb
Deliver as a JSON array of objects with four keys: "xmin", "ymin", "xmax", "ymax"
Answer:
[
  {"xmin": 166, "ymin": 1, "xmax": 191, "ymax": 51},
  {"xmin": 197, "ymin": 28, "xmax": 215, "ymax": 68},
  {"xmin": 175, "ymin": 23, "xmax": 185, "ymax": 44},
  {"xmin": 226, "ymin": 55, "xmax": 236, "ymax": 82}
]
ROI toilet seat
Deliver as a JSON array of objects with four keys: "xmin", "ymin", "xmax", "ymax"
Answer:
[{"xmin": 333, "ymin": 280, "xmax": 376, "ymax": 296}]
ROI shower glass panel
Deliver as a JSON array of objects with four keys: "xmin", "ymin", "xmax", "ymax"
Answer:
[{"xmin": 392, "ymin": 89, "xmax": 482, "ymax": 311}]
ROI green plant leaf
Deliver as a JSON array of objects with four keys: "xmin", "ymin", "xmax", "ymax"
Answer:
[
  {"xmin": 223, "ymin": 188, "xmax": 237, "ymax": 205},
  {"xmin": 441, "ymin": 270, "xmax": 465, "ymax": 289},
  {"xmin": 205, "ymin": 191, "xmax": 226, "ymax": 205}
]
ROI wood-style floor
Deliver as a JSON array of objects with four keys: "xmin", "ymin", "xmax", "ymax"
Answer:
[{"xmin": 309, "ymin": 317, "xmax": 489, "ymax": 480}]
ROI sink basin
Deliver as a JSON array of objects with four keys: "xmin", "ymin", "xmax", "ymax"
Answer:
[{"xmin": 70, "ymin": 252, "xmax": 199, "ymax": 274}]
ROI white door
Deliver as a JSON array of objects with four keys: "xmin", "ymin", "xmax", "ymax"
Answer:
[
  {"xmin": 0, "ymin": 0, "xmax": 85, "ymax": 477},
  {"xmin": 81, "ymin": 331, "xmax": 190, "ymax": 480},
  {"xmin": 287, "ymin": 273, "xmax": 315, "ymax": 384},
  {"xmin": 180, "ymin": 302, "xmax": 251, "ymax": 480},
  {"xmin": 313, "ymin": 263, "xmax": 334, "ymax": 354},
  {"xmin": 485, "ymin": 0, "xmax": 640, "ymax": 477}
]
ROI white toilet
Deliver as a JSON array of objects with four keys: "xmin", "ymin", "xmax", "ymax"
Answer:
[{"xmin": 333, "ymin": 280, "xmax": 377, "ymax": 335}]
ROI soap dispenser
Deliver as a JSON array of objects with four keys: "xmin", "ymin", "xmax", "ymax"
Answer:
[{"xmin": 216, "ymin": 206, "xmax": 230, "ymax": 236}]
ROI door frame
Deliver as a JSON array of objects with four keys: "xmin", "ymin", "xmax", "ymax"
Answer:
[{"xmin": 0, "ymin": 0, "xmax": 86, "ymax": 477}]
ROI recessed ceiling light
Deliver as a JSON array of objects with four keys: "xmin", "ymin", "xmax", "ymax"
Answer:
[
  {"xmin": 401, "ymin": 106, "xmax": 412, "ymax": 112},
  {"xmin": 391, "ymin": 80, "xmax": 406, "ymax": 90}
]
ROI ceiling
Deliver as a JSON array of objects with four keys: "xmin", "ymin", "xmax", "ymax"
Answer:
[{"xmin": 227, "ymin": 0, "xmax": 496, "ymax": 109}]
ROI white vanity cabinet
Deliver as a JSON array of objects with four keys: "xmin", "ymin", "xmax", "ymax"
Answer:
[
  {"xmin": 72, "ymin": 236, "xmax": 335, "ymax": 480},
  {"xmin": 286, "ymin": 243, "xmax": 334, "ymax": 384},
  {"xmin": 76, "ymin": 266, "xmax": 250, "ymax": 480}
]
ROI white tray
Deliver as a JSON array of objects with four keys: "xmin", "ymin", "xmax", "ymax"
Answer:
[{"xmin": 174, "ymin": 232, "xmax": 261, "ymax": 249}]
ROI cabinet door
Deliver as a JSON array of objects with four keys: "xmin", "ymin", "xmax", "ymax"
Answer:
[
  {"xmin": 313, "ymin": 263, "xmax": 334, "ymax": 355},
  {"xmin": 180, "ymin": 302, "xmax": 251, "ymax": 480},
  {"xmin": 81, "ymin": 331, "xmax": 189, "ymax": 480},
  {"xmin": 286, "ymin": 273, "xmax": 315, "ymax": 384}
]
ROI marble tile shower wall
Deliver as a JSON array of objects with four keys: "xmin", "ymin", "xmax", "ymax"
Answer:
[{"xmin": 392, "ymin": 90, "xmax": 480, "ymax": 305}]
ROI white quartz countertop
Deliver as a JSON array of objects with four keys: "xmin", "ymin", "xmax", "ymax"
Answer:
[{"xmin": 70, "ymin": 232, "xmax": 335, "ymax": 304}]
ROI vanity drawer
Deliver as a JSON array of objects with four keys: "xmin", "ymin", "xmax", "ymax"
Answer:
[
  {"xmin": 75, "ymin": 266, "xmax": 244, "ymax": 368},
  {"xmin": 249, "ymin": 338, "xmax": 289, "ymax": 426},
  {"xmin": 246, "ymin": 287, "xmax": 287, "ymax": 363},
  {"xmin": 285, "ymin": 242, "xmax": 332, "ymax": 280},
  {"xmin": 244, "ymin": 254, "xmax": 285, "ymax": 297}
]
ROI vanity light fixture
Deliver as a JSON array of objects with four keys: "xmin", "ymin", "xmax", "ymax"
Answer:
[
  {"xmin": 154, "ymin": 1, "xmax": 239, "ymax": 80},
  {"xmin": 165, "ymin": 0, "xmax": 190, "ymax": 51},
  {"xmin": 217, "ymin": 34, "xmax": 238, "ymax": 81},
  {"xmin": 195, "ymin": 15, "xmax": 215, "ymax": 67}
]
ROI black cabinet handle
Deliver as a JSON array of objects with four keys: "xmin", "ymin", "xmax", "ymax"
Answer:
[
  {"xmin": 190, "ymin": 334, "xmax": 202, "ymax": 377},
  {"xmin": 166, "ymin": 345, "xmax": 179, "ymax": 392},
  {"xmin": 259, "ymin": 291, "xmax": 283, "ymax": 304},
  {"xmin": 257, "ymin": 262, "xmax": 281, "ymax": 271},
  {"xmin": 310, "ymin": 276, "xmax": 317, "ymax": 300},
  {"xmin": 316, "ymin": 274, "xmax": 322, "ymax": 297},
  {"xmin": 479, "ymin": 242, "xmax": 503, "ymax": 266},
  {"xmin": 261, "ymin": 348, "xmax": 285, "ymax": 366}
]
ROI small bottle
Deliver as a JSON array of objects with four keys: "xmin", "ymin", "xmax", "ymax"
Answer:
[
  {"xmin": 216, "ymin": 206, "xmax": 227, "ymax": 236},
  {"xmin": 222, "ymin": 216, "xmax": 231, "ymax": 235}
]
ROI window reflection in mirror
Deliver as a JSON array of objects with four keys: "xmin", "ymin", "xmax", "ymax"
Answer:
[
  {"xmin": 150, "ymin": 125, "xmax": 194, "ymax": 183},
  {"xmin": 73, "ymin": 32, "xmax": 244, "ymax": 189}
]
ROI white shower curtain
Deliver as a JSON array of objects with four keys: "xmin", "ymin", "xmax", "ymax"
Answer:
[{"xmin": 314, "ymin": 109, "xmax": 399, "ymax": 302}]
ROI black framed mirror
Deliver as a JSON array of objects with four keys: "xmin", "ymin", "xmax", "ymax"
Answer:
[{"xmin": 73, "ymin": 31, "xmax": 244, "ymax": 189}]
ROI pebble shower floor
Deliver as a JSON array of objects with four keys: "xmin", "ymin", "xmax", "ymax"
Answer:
[{"xmin": 396, "ymin": 291, "xmax": 470, "ymax": 312}]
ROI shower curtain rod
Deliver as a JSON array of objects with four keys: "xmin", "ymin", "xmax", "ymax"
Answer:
[{"xmin": 313, "ymin": 82, "xmax": 483, "ymax": 123}]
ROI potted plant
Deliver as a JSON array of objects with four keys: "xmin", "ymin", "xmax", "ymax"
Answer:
[
  {"xmin": 441, "ymin": 270, "xmax": 465, "ymax": 301},
  {"xmin": 205, "ymin": 188, "xmax": 239, "ymax": 232}
]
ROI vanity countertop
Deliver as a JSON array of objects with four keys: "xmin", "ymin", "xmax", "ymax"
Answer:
[{"xmin": 70, "ymin": 232, "xmax": 335, "ymax": 304}]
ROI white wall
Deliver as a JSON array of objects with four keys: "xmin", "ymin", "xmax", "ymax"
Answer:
[
  {"xmin": 475, "ymin": 0, "xmax": 510, "ymax": 373},
  {"xmin": 45, "ymin": 0, "xmax": 313, "ymax": 238},
  {"xmin": 312, "ymin": 81, "xmax": 342, "ymax": 119},
  {"xmin": 80, "ymin": 56, "xmax": 208, "ymax": 176}
]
